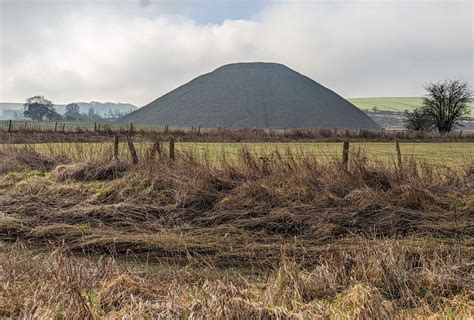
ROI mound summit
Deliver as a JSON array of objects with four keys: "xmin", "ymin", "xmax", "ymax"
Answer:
[{"xmin": 122, "ymin": 63, "xmax": 380, "ymax": 129}]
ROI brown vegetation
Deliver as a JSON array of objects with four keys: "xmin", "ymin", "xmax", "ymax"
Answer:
[
  {"xmin": 1, "ymin": 124, "xmax": 474, "ymax": 144},
  {"xmin": 1, "ymin": 240, "xmax": 472, "ymax": 319},
  {"xmin": 0, "ymin": 143, "xmax": 473, "ymax": 318}
]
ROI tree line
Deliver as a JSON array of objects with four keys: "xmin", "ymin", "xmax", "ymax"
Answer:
[{"xmin": 22, "ymin": 96, "xmax": 130, "ymax": 121}]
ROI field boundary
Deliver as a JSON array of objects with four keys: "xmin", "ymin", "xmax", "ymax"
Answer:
[{"xmin": 1, "ymin": 120, "xmax": 474, "ymax": 144}]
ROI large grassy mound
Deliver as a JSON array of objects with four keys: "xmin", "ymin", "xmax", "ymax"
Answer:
[{"xmin": 122, "ymin": 62, "xmax": 380, "ymax": 130}]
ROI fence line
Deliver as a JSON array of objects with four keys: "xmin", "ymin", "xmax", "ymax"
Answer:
[{"xmin": 1, "ymin": 120, "xmax": 474, "ymax": 141}]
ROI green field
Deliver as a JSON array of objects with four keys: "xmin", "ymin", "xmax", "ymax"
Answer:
[
  {"xmin": 348, "ymin": 97, "xmax": 474, "ymax": 114},
  {"xmin": 6, "ymin": 141, "xmax": 473, "ymax": 166},
  {"xmin": 179, "ymin": 142, "xmax": 474, "ymax": 164}
]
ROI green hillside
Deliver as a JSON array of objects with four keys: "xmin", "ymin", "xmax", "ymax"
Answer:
[{"xmin": 349, "ymin": 97, "xmax": 474, "ymax": 114}]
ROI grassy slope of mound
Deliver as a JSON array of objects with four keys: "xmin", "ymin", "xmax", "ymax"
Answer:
[{"xmin": 122, "ymin": 63, "xmax": 380, "ymax": 130}]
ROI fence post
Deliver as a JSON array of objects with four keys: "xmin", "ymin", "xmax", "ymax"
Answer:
[
  {"xmin": 147, "ymin": 140, "xmax": 162, "ymax": 160},
  {"xmin": 54, "ymin": 121, "xmax": 58, "ymax": 132},
  {"xmin": 198, "ymin": 125, "xmax": 201, "ymax": 135},
  {"xmin": 126, "ymin": 134, "xmax": 138, "ymax": 164},
  {"xmin": 94, "ymin": 122, "xmax": 97, "ymax": 132},
  {"xmin": 113, "ymin": 135, "xmax": 119, "ymax": 161},
  {"xmin": 395, "ymin": 138, "xmax": 402, "ymax": 168},
  {"xmin": 129, "ymin": 122, "xmax": 134, "ymax": 134},
  {"xmin": 169, "ymin": 137, "xmax": 175, "ymax": 160},
  {"xmin": 7, "ymin": 120, "xmax": 12, "ymax": 132},
  {"xmin": 342, "ymin": 141, "xmax": 349, "ymax": 170}
]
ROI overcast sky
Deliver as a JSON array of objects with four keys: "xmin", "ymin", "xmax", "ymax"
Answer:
[{"xmin": 0, "ymin": 0, "xmax": 472, "ymax": 106}]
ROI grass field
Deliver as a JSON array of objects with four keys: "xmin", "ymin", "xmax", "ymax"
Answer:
[
  {"xmin": 178, "ymin": 142, "xmax": 474, "ymax": 165},
  {"xmin": 1, "ymin": 140, "xmax": 473, "ymax": 318},
  {"xmin": 349, "ymin": 97, "xmax": 474, "ymax": 114},
  {"xmin": 5, "ymin": 141, "xmax": 473, "ymax": 166}
]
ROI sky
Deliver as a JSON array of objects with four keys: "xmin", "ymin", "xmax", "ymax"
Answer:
[{"xmin": 0, "ymin": 0, "xmax": 472, "ymax": 106}]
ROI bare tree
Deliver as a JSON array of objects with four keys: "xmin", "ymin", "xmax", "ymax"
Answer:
[
  {"xmin": 421, "ymin": 80, "xmax": 471, "ymax": 133},
  {"xmin": 404, "ymin": 108, "xmax": 432, "ymax": 131}
]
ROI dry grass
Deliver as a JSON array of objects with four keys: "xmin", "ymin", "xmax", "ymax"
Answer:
[
  {"xmin": 0, "ymin": 145, "xmax": 67, "ymax": 174},
  {"xmin": 0, "ymin": 143, "xmax": 473, "ymax": 318},
  {"xmin": 52, "ymin": 160, "xmax": 129, "ymax": 181},
  {"xmin": 0, "ymin": 240, "xmax": 472, "ymax": 319},
  {"xmin": 1, "ymin": 126, "xmax": 474, "ymax": 144}
]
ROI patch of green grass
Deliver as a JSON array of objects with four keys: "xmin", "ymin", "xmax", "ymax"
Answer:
[{"xmin": 94, "ymin": 183, "xmax": 114, "ymax": 200}]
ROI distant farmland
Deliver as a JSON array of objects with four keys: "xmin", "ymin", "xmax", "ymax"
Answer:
[{"xmin": 349, "ymin": 97, "xmax": 474, "ymax": 114}]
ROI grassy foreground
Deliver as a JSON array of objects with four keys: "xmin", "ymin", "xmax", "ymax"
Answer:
[{"xmin": 0, "ymin": 144, "xmax": 473, "ymax": 318}]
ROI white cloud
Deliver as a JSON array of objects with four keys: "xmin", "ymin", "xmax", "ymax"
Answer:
[{"xmin": 0, "ymin": 0, "xmax": 472, "ymax": 105}]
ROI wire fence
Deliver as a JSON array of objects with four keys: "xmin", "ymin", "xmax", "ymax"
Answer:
[
  {"xmin": 4, "ymin": 138, "xmax": 470, "ymax": 169},
  {"xmin": 1, "ymin": 120, "xmax": 474, "ymax": 142}
]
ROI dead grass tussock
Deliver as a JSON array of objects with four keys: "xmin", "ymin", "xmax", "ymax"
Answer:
[
  {"xmin": 52, "ymin": 159, "xmax": 129, "ymax": 181},
  {"xmin": 330, "ymin": 283, "xmax": 396, "ymax": 319},
  {"xmin": 0, "ymin": 145, "xmax": 67, "ymax": 174}
]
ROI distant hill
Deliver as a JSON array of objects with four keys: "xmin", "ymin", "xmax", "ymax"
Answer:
[
  {"xmin": 0, "ymin": 101, "xmax": 137, "ymax": 120},
  {"xmin": 121, "ymin": 62, "xmax": 380, "ymax": 130},
  {"xmin": 349, "ymin": 97, "xmax": 474, "ymax": 114}
]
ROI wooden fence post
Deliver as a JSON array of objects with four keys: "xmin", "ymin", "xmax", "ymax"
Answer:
[
  {"xmin": 197, "ymin": 125, "xmax": 201, "ymax": 135},
  {"xmin": 169, "ymin": 137, "xmax": 175, "ymax": 160},
  {"xmin": 7, "ymin": 120, "xmax": 12, "ymax": 132},
  {"xmin": 342, "ymin": 141, "xmax": 349, "ymax": 170},
  {"xmin": 129, "ymin": 122, "xmax": 134, "ymax": 134},
  {"xmin": 153, "ymin": 141, "xmax": 162, "ymax": 156},
  {"xmin": 126, "ymin": 134, "xmax": 138, "ymax": 164},
  {"xmin": 54, "ymin": 121, "xmax": 58, "ymax": 133},
  {"xmin": 113, "ymin": 135, "xmax": 119, "ymax": 161},
  {"xmin": 94, "ymin": 122, "xmax": 97, "ymax": 132},
  {"xmin": 395, "ymin": 138, "xmax": 402, "ymax": 168}
]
